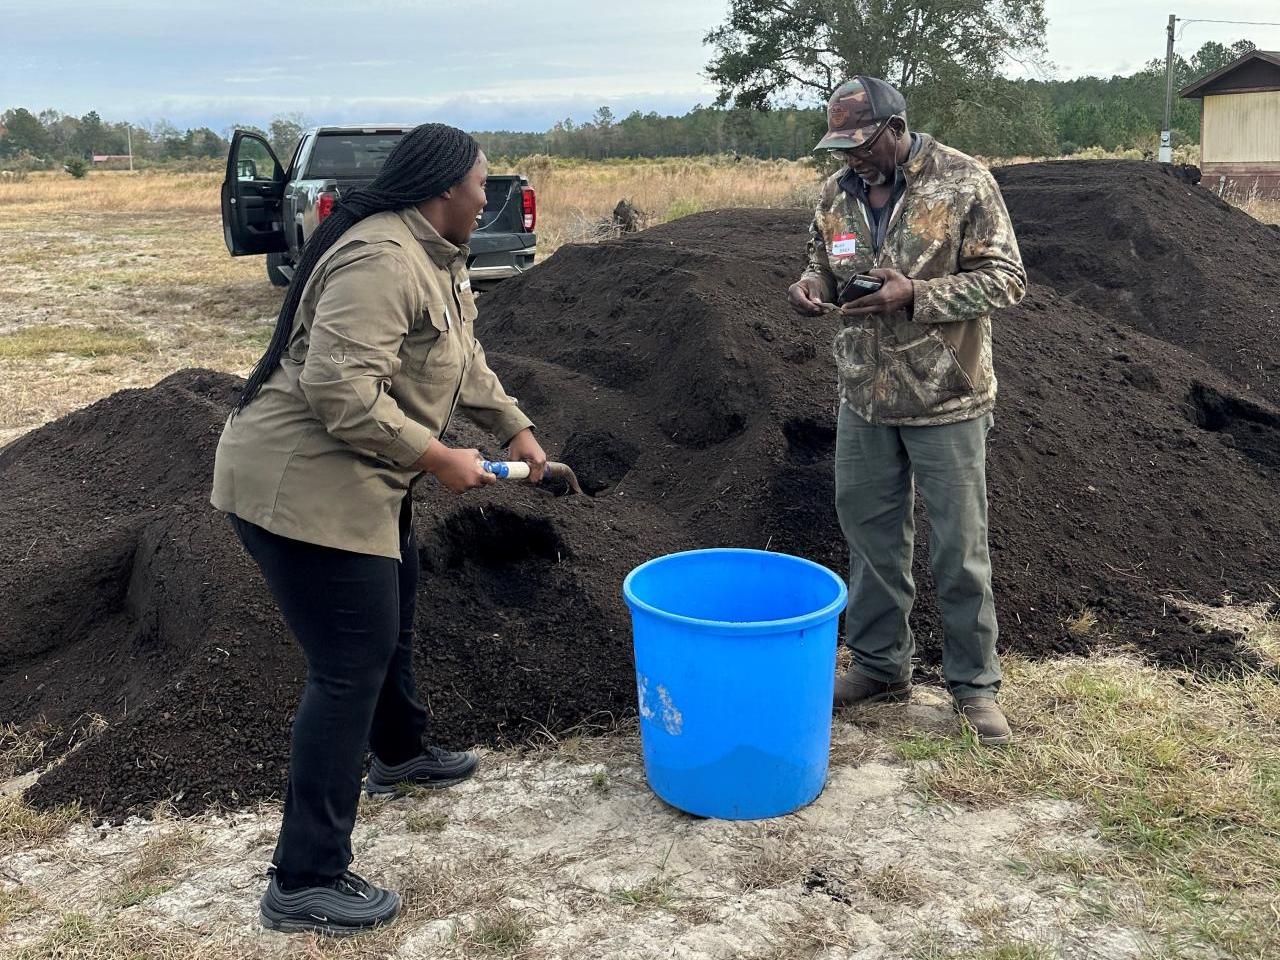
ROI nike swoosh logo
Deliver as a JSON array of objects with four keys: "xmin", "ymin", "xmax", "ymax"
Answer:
[{"xmin": 309, "ymin": 914, "xmax": 329, "ymax": 922}]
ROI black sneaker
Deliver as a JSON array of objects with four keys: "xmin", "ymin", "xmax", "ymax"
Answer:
[
  {"xmin": 260, "ymin": 868, "xmax": 400, "ymax": 937},
  {"xmin": 365, "ymin": 745, "xmax": 480, "ymax": 796}
]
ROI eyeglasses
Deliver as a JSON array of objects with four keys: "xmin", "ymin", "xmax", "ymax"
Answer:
[{"xmin": 837, "ymin": 120, "xmax": 892, "ymax": 158}]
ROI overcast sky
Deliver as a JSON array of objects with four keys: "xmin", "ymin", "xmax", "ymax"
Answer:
[{"xmin": 4, "ymin": 0, "xmax": 1280, "ymax": 132}]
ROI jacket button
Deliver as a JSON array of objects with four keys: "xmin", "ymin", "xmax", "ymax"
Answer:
[{"xmin": 331, "ymin": 349, "xmax": 346, "ymax": 363}]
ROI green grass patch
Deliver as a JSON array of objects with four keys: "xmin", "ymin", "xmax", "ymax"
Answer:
[
  {"xmin": 8, "ymin": 910, "xmax": 233, "ymax": 960},
  {"xmin": 466, "ymin": 907, "xmax": 533, "ymax": 954},
  {"xmin": 980, "ymin": 943, "xmax": 1058, "ymax": 960},
  {"xmin": 0, "ymin": 885, "xmax": 33, "ymax": 928},
  {"xmin": 115, "ymin": 881, "xmax": 171, "ymax": 909},
  {"xmin": 893, "ymin": 733, "xmax": 969, "ymax": 763},
  {"xmin": 909, "ymin": 932, "xmax": 1059, "ymax": 960},
  {"xmin": 610, "ymin": 876, "xmax": 677, "ymax": 909},
  {"xmin": 404, "ymin": 809, "xmax": 447, "ymax": 834},
  {"xmin": 663, "ymin": 197, "xmax": 704, "ymax": 220},
  {"xmin": 905, "ymin": 656, "xmax": 1280, "ymax": 957},
  {"xmin": 0, "ymin": 324, "xmax": 154, "ymax": 360},
  {"xmin": 1, "ymin": 720, "xmax": 53, "ymax": 780},
  {"xmin": 0, "ymin": 795, "xmax": 82, "ymax": 853},
  {"xmin": 14, "ymin": 912, "xmax": 98, "ymax": 960},
  {"xmin": 110, "ymin": 827, "xmax": 204, "ymax": 909},
  {"xmin": 239, "ymin": 324, "xmax": 275, "ymax": 348}
]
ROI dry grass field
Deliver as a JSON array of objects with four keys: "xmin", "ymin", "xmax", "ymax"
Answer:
[
  {"xmin": 0, "ymin": 159, "xmax": 1273, "ymax": 447},
  {"xmin": 0, "ymin": 160, "xmax": 814, "ymax": 446},
  {"xmin": 1238, "ymin": 198, "xmax": 1280, "ymax": 223},
  {"xmin": 0, "ymin": 172, "xmax": 277, "ymax": 446},
  {"xmin": 2, "ymin": 161, "xmax": 1278, "ymax": 959},
  {"xmin": 502, "ymin": 155, "xmax": 818, "ymax": 248}
]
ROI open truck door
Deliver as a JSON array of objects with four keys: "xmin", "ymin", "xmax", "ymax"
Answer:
[{"xmin": 221, "ymin": 131, "xmax": 287, "ymax": 256}]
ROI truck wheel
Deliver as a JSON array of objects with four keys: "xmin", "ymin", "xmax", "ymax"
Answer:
[{"xmin": 266, "ymin": 251, "xmax": 291, "ymax": 287}]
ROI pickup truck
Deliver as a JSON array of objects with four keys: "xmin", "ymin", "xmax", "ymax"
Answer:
[{"xmin": 221, "ymin": 125, "xmax": 536, "ymax": 289}]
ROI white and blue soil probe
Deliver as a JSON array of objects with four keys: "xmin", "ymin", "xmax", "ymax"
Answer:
[{"xmin": 481, "ymin": 460, "xmax": 584, "ymax": 495}]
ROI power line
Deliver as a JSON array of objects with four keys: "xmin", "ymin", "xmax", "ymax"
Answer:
[
  {"xmin": 1159, "ymin": 13, "xmax": 1280, "ymax": 163},
  {"xmin": 1177, "ymin": 18, "xmax": 1280, "ymax": 41}
]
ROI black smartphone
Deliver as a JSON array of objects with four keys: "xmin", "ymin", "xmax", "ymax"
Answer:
[{"xmin": 837, "ymin": 273, "xmax": 884, "ymax": 304}]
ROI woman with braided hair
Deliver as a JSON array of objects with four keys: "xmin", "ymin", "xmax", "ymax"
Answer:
[{"xmin": 211, "ymin": 123, "xmax": 546, "ymax": 936}]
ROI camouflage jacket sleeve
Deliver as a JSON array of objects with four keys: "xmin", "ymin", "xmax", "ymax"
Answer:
[
  {"xmin": 799, "ymin": 183, "xmax": 838, "ymax": 302},
  {"xmin": 911, "ymin": 171, "xmax": 1026, "ymax": 324}
]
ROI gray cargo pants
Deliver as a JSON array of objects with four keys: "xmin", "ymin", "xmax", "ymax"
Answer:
[{"xmin": 834, "ymin": 403, "xmax": 1001, "ymax": 700}]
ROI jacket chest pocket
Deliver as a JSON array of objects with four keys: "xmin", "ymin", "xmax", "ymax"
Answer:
[
  {"xmin": 456, "ymin": 282, "xmax": 479, "ymax": 328},
  {"xmin": 402, "ymin": 299, "xmax": 466, "ymax": 383}
]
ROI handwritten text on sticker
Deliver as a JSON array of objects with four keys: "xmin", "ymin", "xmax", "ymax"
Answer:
[{"xmin": 831, "ymin": 233, "xmax": 858, "ymax": 258}]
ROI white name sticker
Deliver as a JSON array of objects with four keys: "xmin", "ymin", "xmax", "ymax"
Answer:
[{"xmin": 830, "ymin": 232, "xmax": 858, "ymax": 259}]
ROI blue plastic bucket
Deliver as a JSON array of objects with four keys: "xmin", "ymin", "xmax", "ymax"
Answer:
[{"xmin": 622, "ymin": 548, "xmax": 848, "ymax": 819}]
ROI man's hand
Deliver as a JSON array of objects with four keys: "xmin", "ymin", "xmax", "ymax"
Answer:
[
  {"xmin": 416, "ymin": 440, "xmax": 497, "ymax": 494},
  {"xmin": 839, "ymin": 268, "xmax": 914, "ymax": 317},
  {"xmin": 788, "ymin": 277, "xmax": 833, "ymax": 316},
  {"xmin": 507, "ymin": 428, "xmax": 548, "ymax": 484}
]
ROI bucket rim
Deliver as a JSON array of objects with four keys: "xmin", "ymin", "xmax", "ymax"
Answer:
[{"xmin": 622, "ymin": 547, "xmax": 848, "ymax": 634}]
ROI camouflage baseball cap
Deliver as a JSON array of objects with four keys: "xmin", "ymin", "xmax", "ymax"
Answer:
[{"xmin": 814, "ymin": 77, "xmax": 908, "ymax": 152}]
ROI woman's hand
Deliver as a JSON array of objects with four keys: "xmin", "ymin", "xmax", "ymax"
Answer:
[
  {"xmin": 417, "ymin": 440, "xmax": 497, "ymax": 494},
  {"xmin": 506, "ymin": 428, "xmax": 548, "ymax": 484}
]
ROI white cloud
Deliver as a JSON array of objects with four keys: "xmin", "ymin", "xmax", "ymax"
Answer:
[
  {"xmin": 10, "ymin": 0, "xmax": 1280, "ymax": 132},
  {"xmin": 221, "ymin": 75, "xmax": 310, "ymax": 85}
]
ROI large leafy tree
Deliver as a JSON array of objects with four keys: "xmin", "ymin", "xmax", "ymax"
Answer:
[
  {"xmin": 704, "ymin": 0, "xmax": 1054, "ymax": 154},
  {"xmin": 1189, "ymin": 39, "xmax": 1256, "ymax": 77},
  {"xmin": 1, "ymin": 108, "xmax": 50, "ymax": 158},
  {"xmin": 269, "ymin": 114, "xmax": 307, "ymax": 159},
  {"xmin": 71, "ymin": 110, "xmax": 105, "ymax": 156}
]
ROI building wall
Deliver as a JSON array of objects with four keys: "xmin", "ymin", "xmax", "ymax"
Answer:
[
  {"xmin": 1200, "ymin": 169, "xmax": 1280, "ymax": 200},
  {"xmin": 1202, "ymin": 91, "xmax": 1280, "ymax": 164}
]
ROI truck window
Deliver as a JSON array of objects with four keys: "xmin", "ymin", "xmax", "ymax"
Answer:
[
  {"xmin": 284, "ymin": 135, "xmax": 307, "ymax": 180},
  {"xmin": 304, "ymin": 133, "xmax": 404, "ymax": 179},
  {"xmin": 235, "ymin": 135, "xmax": 283, "ymax": 181}
]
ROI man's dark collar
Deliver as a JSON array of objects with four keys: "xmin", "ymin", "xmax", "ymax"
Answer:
[{"xmin": 837, "ymin": 133, "xmax": 923, "ymax": 200}]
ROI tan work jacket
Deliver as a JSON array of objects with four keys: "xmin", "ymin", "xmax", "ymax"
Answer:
[{"xmin": 211, "ymin": 207, "xmax": 533, "ymax": 558}]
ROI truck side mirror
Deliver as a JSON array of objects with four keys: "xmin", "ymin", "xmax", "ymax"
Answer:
[{"xmin": 237, "ymin": 158, "xmax": 258, "ymax": 180}]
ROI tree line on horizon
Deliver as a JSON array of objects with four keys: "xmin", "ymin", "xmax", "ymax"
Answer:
[{"xmin": 0, "ymin": 21, "xmax": 1258, "ymax": 169}]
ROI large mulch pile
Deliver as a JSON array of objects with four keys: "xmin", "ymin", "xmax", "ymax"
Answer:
[
  {"xmin": 992, "ymin": 160, "xmax": 1280, "ymax": 403},
  {"xmin": 2, "ymin": 163, "xmax": 1276, "ymax": 817}
]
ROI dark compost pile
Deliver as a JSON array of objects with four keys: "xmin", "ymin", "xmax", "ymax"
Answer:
[{"xmin": 2, "ymin": 162, "xmax": 1276, "ymax": 816}]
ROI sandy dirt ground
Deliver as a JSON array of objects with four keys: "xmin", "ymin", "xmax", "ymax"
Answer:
[
  {"xmin": 2, "ymin": 173, "xmax": 1276, "ymax": 960},
  {"xmin": 1, "ymin": 690, "xmax": 1162, "ymax": 960}
]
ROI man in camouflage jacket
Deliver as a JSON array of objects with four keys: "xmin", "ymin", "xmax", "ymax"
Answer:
[{"xmin": 788, "ymin": 76, "xmax": 1026, "ymax": 745}]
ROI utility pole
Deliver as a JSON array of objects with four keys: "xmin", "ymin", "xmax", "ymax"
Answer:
[
  {"xmin": 1161, "ymin": 13, "xmax": 1177, "ymax": 163},
  {"xmin": 127, "ymin": 124, "xmax": 134, "ymax": 172}
]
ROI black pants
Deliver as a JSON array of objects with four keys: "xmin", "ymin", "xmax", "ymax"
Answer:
[{"xmin": 232, "ymin": 503, "xmax": 427, "ymax": 883}]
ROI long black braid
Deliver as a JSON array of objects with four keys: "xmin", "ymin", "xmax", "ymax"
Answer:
[{"xmin": 234, "ymin": 122, "xmax": 479, "ymax": 414}]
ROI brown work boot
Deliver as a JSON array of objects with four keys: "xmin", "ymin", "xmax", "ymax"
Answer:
[
  {"xmin": 833, "ymin": 671, "xmax": 911, "ymax": 710},
  {"xmin": 955, "ymin": 698, "xmax": 1012, "ymax": 746}
]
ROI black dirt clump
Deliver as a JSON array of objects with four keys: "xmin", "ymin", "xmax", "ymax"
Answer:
[
  {"xmin": 3, "ymin": 166, "xmax": 1278, "ymax": 817},
  {"xmin": 993, "ymin": 160, "xmax": 1280, "ymax": 405},
  {"xmin": 1185, "ymin": 381, "xmax": 1280, "ymax": 472}
]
